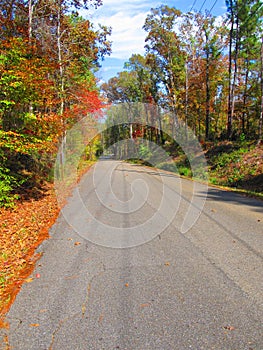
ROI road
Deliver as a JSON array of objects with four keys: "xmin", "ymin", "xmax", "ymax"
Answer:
[{"xmin": 1, "ymin": 160, "xmax": 263, "ymax": 349}]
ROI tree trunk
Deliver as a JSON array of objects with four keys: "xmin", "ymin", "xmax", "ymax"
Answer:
[
  {"xmin": 227, "ymin": 1, "xmax": 234, "ymax": 139},
  {"xmin": 57, "ymin": 8, "xmax": 64, "ymax": 117},
  {"xmin": 227, "ymin": 0, "xmax": 239, "ymax": 140},
  {"xmin": 241, "ymin": 60, "xmax": 249, "ymax": 135},
  {"xmin": 205, "ymin": 43, "xmax": 210, "ymax": 141},
  {"xmin": 185, "ymin": 62, "xmax": 188, "ymax": 140},
  {"xmin": 258, "ymin": 36, "xmax": 263, "ymax": 145},
  {"xmin": 28, "ymin": 0, "xmax": 33, "ymax": 42},
  {"xmin": 56, "ymin": 4, "xmax": 66, "ymax": 179},
  {"xmin": 168, "ymin": 52, "xmax": 178, "ymax": 137}
]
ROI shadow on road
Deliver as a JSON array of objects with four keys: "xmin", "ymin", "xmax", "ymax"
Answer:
[
  {"xmin": 203, "ymin": 188, "xmax": 263, "ymax": 213},
  {"xmin": 105, "ymin": 161, "xmax": 262, "ymax": 215},
  {"xmin": 115, "ymin": 163, "xmax": 181, "ymax": 179}
]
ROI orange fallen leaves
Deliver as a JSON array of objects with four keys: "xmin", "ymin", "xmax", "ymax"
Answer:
[
  {"xmin": 25, "ymin": 278, "xmax": 34, "ymax": 283},
  {"xmin": 0, "ymin": 162, "xmax": 94, "ymax": 328},
  {"xmin": 39, "ymin": 309, "xmax": 47, "ymax": 313},
  {"xmin": 224, "ymin": 325, "xmax": 235, "ymax": 331},
  {"xmin": 98, "ymin": 313, "xmax": 104, "ymax": 323},
  {"xmin": 0, "ymin": 182, "xmax": 59, "ymax": 328},
  {"xmin": 140, "ymin": 303, "xmax": 150, "ymax": 308}
]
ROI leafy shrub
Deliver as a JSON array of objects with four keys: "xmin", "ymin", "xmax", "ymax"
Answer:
[
  {"xmin": 0, "ymin": 166, "xmax": 19, "ymax": 207},
  {"xmin": 139, "ymin": 144, "xmax": 153, "ymax": 159},
  {"xmin": 178, "ymin": 166, "xmax": 192, "ymax": 177},
  {"xmin": 157, "ymin": 162, "xmax": 178, "ymax": 173}
]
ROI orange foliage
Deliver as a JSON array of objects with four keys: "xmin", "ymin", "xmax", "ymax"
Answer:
[{"xmin": 0, "ymin": 184, "xmax": 59, "ymax": 327}]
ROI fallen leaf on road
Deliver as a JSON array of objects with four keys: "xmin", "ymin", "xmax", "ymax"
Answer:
[
  {"xmin": 35, "ymin": 273, "xmax": 40, "ymax": 278},
  {"xmin": 74, "ymin": 242, "xmax": 81, "ymax": 246},
  {"xmin": 25, "ymin": 278, "xmax": 34, "ymax": 283},
  {"xmin": 64, "ymin": 274, "xmax": 79, "ymax": 280},
  {"xmin": 81, "ymin": 304, "xmax": 86, "ymax": 315},
  {"xmin": 39, "ymin": 309, "xmax": 47, "ymax": 313},
  {"xmin": 30, "ymin": 323, "xmax": 40, "ymax": 327},
  {"xmin": 224, "ymin": 325, "xmax": 235, "ymax": 331},
  {"xmin": 164, "ymin": 262, "xmax": 170, "ymax": 266},
  {"xmin": 140, "ymin": 303, "xmax": 150, "ymax": 308},
  {"xmin": 125, "ymin": 283, "xmax": 129, "ymax": 287}
]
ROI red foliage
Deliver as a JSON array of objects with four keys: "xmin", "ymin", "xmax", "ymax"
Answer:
[{"xmin": 64, "ymin": 87, "xmax": 103, "ymax": 122}]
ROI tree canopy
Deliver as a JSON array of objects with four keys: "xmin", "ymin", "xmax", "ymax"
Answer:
[
  {"xmin": 102, "ymin": 3, "xmax": 263, "ymax": 143},
  {"xmin": 0, "ymin": 0, "xmax": 111, "ymax": 206}
]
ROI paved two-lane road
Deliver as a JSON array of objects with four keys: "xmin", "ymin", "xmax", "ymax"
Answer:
[{"xmin": 1, "ymin": 161, "xmax": 263, "ymax": 349}]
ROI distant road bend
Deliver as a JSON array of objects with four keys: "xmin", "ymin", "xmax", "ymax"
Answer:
[{"xmin": 2, "ymin": 160, "xmax": 263, "ymax": 350}]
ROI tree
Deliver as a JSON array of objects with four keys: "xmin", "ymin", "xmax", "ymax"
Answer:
[
  {"xmin": 179, "ymin": 11, "xmax": 228, "ymax": 140},
  {"xmin": 0, "ymin": 0, "xmax": 111, "ymax": 205},
  {"xmin": 143, "ymin": 5, "xmax": 185, "ymax": 135},
  {"xmin": 259, "ymin": 36, "xmax": 263, "ymax": 144},
  {"xmin": 225, "ymin": 0, "xmax": 263, "ymax": 139}
]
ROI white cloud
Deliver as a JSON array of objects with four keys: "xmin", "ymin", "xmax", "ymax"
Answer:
[
  {"xmin": 87, "ymin": 0, "xmax": 228, "ymax": 56},
  {"xmin": 86, "ymin": 0, "xmax": 227, "ymax": 80},
  {"xmin": 87, "ymin": 0, "xmax": 169, "ymax": 59},
  {"xmin": 83, "ymin": 1, "xmax": 187, "ymax": 60},
  {"xmin": 100, "ymin": 66, "xmax": 121, "ymax": 72},
  {"xmin": 99, "ymin": 12, "xmax": 147, "ymax": 58}
]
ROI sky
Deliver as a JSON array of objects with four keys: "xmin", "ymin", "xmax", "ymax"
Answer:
[{"xmin": 86, "ymin": 0, "xmax": 228, "ymax": 83}]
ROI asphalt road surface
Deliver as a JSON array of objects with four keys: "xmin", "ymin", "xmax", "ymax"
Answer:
[{"xmin": 1, "ymin": 160, "xmax": 263, "ymax": 350}]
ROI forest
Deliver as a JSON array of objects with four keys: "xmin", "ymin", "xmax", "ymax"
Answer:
[
  {"xmin": 0, "ymin": 0, "xmax": 263, "ymax": 206},
  {"xmin": 102, "ymin": 2, "xmax": 263, "ymax": 143},
  {"xmin": 99, "ymin": 1, "xmax": 263, "ymax": 195},
  {"xmin": 0, "ymin": 0, "xmax": 111, "ymax": 207},
  {"xmin": 0, "ymin": 0, "xmax": 263, "ymax": 323}
]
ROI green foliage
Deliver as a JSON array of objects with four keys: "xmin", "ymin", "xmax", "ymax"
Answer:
[
  {"xmin": 157, "ymin": 162, "xmax": 178, "ymax": 173},
  {"xmin": 86, "ymin": 137, "xmax": 103, "ymax": 161},
  {"xmin": 102, "ymin": 3, "xmax": 262, "ymax": 142},
  {"xmin": 239, "ymin": 133, "xmax": 246, "ymax": 145},
  {"xmin": 0, "ymin": 166, "xmax": 19, "ymax": 208},
  {"xmin": 208, "ymin": 142, "xmax": 262, "ymax": 191},
  {"xmin": 0, "ymin": 2, "xmax": 111, "ymax": 207},
  {"xmin": 139, "ymin": 144, "xmax": 153, "ymax": 159},
  {"xmin": 178, "ymin": 166, "xmax": 192, "ymax": 177},
  {"xmin": 0, "ymin": 130, "xmax": 56, "ymax": 207},
  {"xmin": 211, "ymin": 146, "xmax": 248, "ymax": 170}
]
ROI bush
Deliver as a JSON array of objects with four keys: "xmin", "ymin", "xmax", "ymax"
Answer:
[
  {"xmin": 178, "ymin": 166, "xmax": 192, "ymax": 177},
  {"xmin": 157, "ymin": 162, "xmax": 178, "ymax": 173},
  {"xmin": 0, "ymin": 166, "xmax": 19, "ymax": 207}
]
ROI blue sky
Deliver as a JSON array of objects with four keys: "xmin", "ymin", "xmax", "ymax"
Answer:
[{"xmin": 86, "ymin": 0, "xmax": 228, "ymax": 82}]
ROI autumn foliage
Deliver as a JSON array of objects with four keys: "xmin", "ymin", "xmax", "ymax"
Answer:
[
  {"xmin": 0, "ymin": 0, "xmax": 111, "ymax": 204},
  {"xmin": 0, "ymin": 0, "xmax": 111, "ymax": 322}
]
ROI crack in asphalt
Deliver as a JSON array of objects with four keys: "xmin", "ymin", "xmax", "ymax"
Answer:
[{"xmin": 48, "ymin": 263, "xmax": 106, "ymax": 350}]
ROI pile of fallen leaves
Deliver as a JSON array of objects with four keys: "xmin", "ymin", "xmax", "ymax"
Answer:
[
  {"xmin": 0, "ymin": 160, "xmax": 95, "ymax": 328},
  {"xmin": 0, "ymin": 182, "xmax": 59, "ymax": 327}
]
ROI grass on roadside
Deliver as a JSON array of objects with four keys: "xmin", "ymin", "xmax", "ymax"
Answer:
[{"xmin": 127, "ymin": 141, "xmax": 263, "ymax": 197}]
